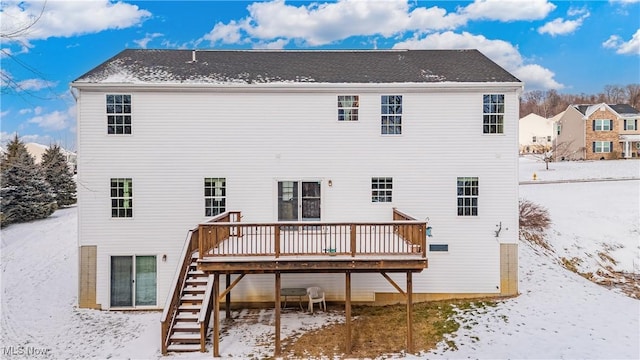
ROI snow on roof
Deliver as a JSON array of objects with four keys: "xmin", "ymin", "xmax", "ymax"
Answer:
[{"xmin": 72, "ymin": 49, "xmax": 522, "ymax": 86}]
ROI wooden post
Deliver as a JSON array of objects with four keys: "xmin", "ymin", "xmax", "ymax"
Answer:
[
  {"xmin": 350, "ymin": 224, "xmax": 356, "ymax": 257},
  {"xmin": 345, "ymin": 271, "xmax": 352, "ymax": 355},
  {"xmin": 198, "ymin": 225, "xmax": 204, "ymax": 260},
  {"xmin": 225, "ymin": 274, "xmax": 231, "ymax": 320},
  {"xmin": 213, "ymin": 273, "xmax": 220, "ymax": 357},
  {"xmin": 275, "ymin": 272, "xmax": 282, "ymax": 356},
  {"xmin": 406, "ymin": 271, "xmax": 413, "ymax": 354},
  {"xmin": 275, "ymin": 225, "xmax": 281, "ymax": 258}
]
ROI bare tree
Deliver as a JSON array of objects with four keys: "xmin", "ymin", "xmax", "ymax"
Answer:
[
  {"xmin": 625, "ymin": 84, "xmax": 640, "ymax": 110},
  {"xmin": 603, "ymin": 85, "xmax": 626, "ymax": 104}
]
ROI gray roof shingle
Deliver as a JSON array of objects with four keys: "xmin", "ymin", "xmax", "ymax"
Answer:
[{"xmin": 73, "ymin": 49, "xmax": 521, "ymax": 85}]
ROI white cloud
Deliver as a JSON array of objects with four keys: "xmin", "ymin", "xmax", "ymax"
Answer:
[
  {"xmin": 202, "ymin": 0, "xmax": 465, "ymax": 46},
  {"xmin": 538, "ymin": 8, "xmax": 590, "ymax": 37},
  {"xmin": 462, "ymin": 0, "xmax": 556, "ymax": 22},
  {"xmin": 16, "ymin": 78, "xmax": 57, "ymax": 92},
  {"xmin": 0, "ymin": 0, "xmax": 151, "ymax": 44},
  {"xmin": 609, "ymin": 0, "xmax": 640, "ymax": 4},
  {"xmin": 603, "ymin": 29, "xmax": 640, "ymax": 55},
  {"xmin": 27, "ymin": 105, "xmax": 75, "ymax": 131},
  {"xmin": 133, "ymin": 32, "xmax": 163, "ymax": 49},
  {"xmin": 1, "ymin": 110, "xmax": 9, "ymax": 118},
  {"xmin": 394, "ymin": 31, "xmax": 564, "ymax": 90}
]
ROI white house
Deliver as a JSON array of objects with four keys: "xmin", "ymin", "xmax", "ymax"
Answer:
[
  {"xmin": 518, "ymin": 113, "xmax": 554, "ymax": 153},
  {"xmin": 71, "ymin": 49, "xmax": 522, "ymax": 354}
]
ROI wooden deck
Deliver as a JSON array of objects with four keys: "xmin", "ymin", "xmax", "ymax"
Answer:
[
  {"xmin": 196, "ymin": 210, "xmax": 428, "ymax": 274},
  {"xmin": 162, "ymin": 209, "xmax": 429, "ymax": 357}
]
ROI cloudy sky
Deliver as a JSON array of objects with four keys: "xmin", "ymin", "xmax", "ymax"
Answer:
[{"xmin": 1, "ymin": 0, "xmax": 639, "ymax": 150}]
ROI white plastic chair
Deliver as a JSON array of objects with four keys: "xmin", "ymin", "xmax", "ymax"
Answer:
[{"xmin": 306, "ymin": 286, "xmax": 326, "ymax": 313}]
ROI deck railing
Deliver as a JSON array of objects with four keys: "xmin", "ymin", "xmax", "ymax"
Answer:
[{"xmin": 198, "ymin": 210, "xmax": 426, "ymax": 259}]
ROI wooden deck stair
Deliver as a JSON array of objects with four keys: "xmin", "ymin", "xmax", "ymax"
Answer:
[{"xmin": 164, "ymin": 256, "xmax": 213, "ymax": 353}]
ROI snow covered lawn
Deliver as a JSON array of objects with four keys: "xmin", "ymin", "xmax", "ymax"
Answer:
[{"xmin": 1, "ymin": 157, "xmax": 638, "ymax": 359}]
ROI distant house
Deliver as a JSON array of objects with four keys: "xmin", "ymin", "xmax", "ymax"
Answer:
[
  {"xmin": 554, "ymin": 104, "xmax": 640, "ymax": 160},
  {"xmin": 518, "ymin": 113, "xmax": 554, "ymax": 154},
  {"xmin": 71, "ymin": 49, "xmax": 522, "ymax": 354},
  {"xmin": 25, "ymin": 143, "xmax": 77, "ymax": 173}
]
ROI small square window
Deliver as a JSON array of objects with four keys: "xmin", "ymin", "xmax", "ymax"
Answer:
[
  {"xmin": 371, "ymin": 177, "xmax": 392, "ymax": 202},
  {"xmin": 338, "ymin": 95, "xmax": 359, "ymax": 121}
]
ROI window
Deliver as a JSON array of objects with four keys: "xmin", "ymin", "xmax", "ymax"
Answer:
[
  {"xmin": 593, "ymin": 141, "xmax": 613, "ymax": 153},
  {"xmin": 556, "ymin": 124, "xmax": 562, "ymax": 135},
  {"xmin": 381, "ymin": 95, "xmax": 402, "ymax": 134},
  {"xmin": 547, "ymin": 136, "xmax": 552, "ymax": 142},
  {"xmin": 457, "ymin": 177, "xmax": 478, "ymax": 216},
  {"xmin": 107, "ymin": 94, "xmax": 132, "ymax": 134},
  {"xmin": 532, "ymin": 136, "xmax": 537, "ymax": 143},
  {"xmin": 371, "ymin": 177, "xmax": 392, "ymax": 202},
  {"xmin": 110, "ymin": 178, "xmax": 132, "ymax": 218},
  {"xmin": 624, "ymin": 119, "xmax": 638, "ymax": 131},
  {"xmin": 338, "ymin": 95, "xmax": 359, "ymax": 121},
  {"xmin": 483, "ymin": 94, "xmax": 504, "ymax": 134},
  {"xmin": 593, "ymin": 119, "xmax": 612, "ymax": 131},
  {"xmin": 204, "ymin": 178, "xmax": 226, "ymax": 217},
  {"xmin": 429, "ymin": 244, "xmax": 449, "ymax": 252}
]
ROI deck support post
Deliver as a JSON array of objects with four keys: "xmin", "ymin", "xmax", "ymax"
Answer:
[
  {"xmin": 345, "ymin": 271, "xmax": 352, "ymax": 355},
  {"xmin": 213, "ymin": 272, "xmax": 220, "ymax": 357},
  {"xmin": 225, "ymin": 274, "xmax": 231, "ymax": 320},
  {"xmin": 406, "ymin": 271, "xmax": 413, "ymax": 354},
  {"xmin": 275, "ymin": 272, "xmax": 282, "ymax": 356}
]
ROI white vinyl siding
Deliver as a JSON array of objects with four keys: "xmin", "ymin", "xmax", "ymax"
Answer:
[{"xmin": 77, "ymin": 85, "xmax": 520, "ymax": 307}]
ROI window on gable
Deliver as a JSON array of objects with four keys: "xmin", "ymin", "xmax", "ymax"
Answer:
[
  {"xmin": 111, "ymin": 178, "xmax": 133, "ymax": 218},
  {"xmin": 381, "ymin": 95, "xmax": 402, "ymax": 135},
  {"xmin": 593, "ymin": 119, "xmax": 613, "ymax": 131},
  {"xmin": 204, "ymin": 178, "xmax": 226, "ymax": 216},
  {"xmin": 532, "ymin": 136, "xmax": 537, "ymax": 143},
  {"xmin": 338, "ymin": 95, "xmax": 359, "ymax": 121},
  {"xmin": 483, "ymin": 94, "xmax": 504, "ymax": 134},
  {"xmin": 593, "ymin": 141, "xmax": 613, "ymax": 153},
  {"xmin": 457, "ymin": 177, "xmax": 478, "ymax": 216},
  {"xmin": 371, "ymin": 177, "xmax": 392, "ymax": 202},
  {"xmin": 107, "ymin": 94, "xmax": 132, "ymax": 134}
]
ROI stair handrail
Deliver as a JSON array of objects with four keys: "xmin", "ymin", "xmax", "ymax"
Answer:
[
  {"xmin": 160, "ymin": 227, "xmax": 199, "ymax": 355},
  {"xmin": 198, "ymin": 274, "xmax": 216, "ymax": 352}
]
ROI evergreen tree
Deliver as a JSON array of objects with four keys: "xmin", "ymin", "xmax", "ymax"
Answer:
[
  {"xmin": 41, "ymin": 144, "xmax": 77, "ymax": 207},
  {"xmin": 1, "ymin": 135, "xmax": 57, "ymax": 227}
]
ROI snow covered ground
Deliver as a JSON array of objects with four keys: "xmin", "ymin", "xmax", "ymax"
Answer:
[{"xmin": 1, "ymin": 157, "xmax": 638, "ymax": 359}]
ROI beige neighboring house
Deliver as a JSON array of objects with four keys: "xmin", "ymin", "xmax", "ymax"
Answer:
[
  {"xmin": 518, "ymin": 113, "xmax": 554, "ymax": 153},
  {"xmin": 25, "ymin": 142, "xmax": 77, "ymax": 172},
  {"xmin": 554, "ymin": 103, "xmax": 640, "ymax": 160}
]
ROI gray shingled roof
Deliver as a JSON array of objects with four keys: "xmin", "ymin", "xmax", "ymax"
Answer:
[
  {"xmin": 573, "ymin": 104, "xmax": 640, "ymax": 116},
  {"xmin": 73, "ymin": 49, "xmax": 521, "ymax": 85},
  {"xmin": 610, "ymin": 104, "xmax": 640, "ymax": 115}
]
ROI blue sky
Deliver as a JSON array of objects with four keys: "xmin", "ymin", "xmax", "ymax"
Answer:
[{"xmin": 1, "ymin": 0, "xmax": 639, "ymax": 150}]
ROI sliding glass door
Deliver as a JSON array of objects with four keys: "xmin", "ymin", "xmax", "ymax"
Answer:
[{"xmin": 110, "ymin": 255, "xmax": 156, "ymax": 307}]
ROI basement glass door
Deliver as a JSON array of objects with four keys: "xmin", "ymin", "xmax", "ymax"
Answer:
[
  {"xmin": 278, "ymin": 181, "xmax": 321, "ymax": 222},
  {"xmin": 110, "ymin": 255, "xmax": 157, "ymax": 307}
]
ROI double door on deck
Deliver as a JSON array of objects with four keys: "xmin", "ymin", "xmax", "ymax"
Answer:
[{"xmin": 277, "ymin": 181, "xmax": 321, "ymax": 222}]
